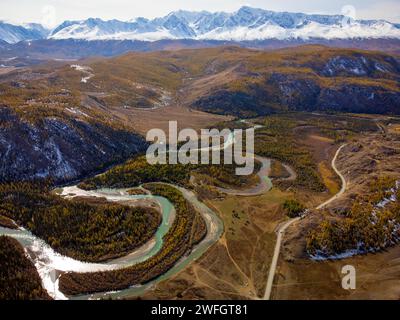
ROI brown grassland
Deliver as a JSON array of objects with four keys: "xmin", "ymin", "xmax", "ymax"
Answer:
[
  {"xmin": 139, "ymin": 113, "xmax": 384, "ymax": 300},
  {"xmin": 274, "ymin": 120, "xmax": 400, "ymax": 300}
]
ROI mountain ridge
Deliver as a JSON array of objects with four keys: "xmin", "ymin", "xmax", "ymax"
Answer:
[
  {"xmin": 0, "ymin": 21, "xmax": 49, "ymax": 43},
  {"xmin": 1, "ymin": 6, "xmax": 400, "ymax": 44}
]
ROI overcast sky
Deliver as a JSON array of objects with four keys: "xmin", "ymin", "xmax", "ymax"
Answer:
[{"xmin": 1, "ymin": 0, "xmax": 399, "ymax": 28}]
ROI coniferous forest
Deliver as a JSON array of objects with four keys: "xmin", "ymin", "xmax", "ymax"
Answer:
[
  {"xmin": 0, "ymin": 182, "xmax": 161, "ymax": 262},
  {"xmin": 307, "ymin": 177, "xmax": 400, "ymax": 257},
  {"xmin": 0, "ymin": 236, "xmax": 51, "ymax": 300},
  {"xmin": 59, "ymin": 183, "xmax": 207, "ymax": 295}
]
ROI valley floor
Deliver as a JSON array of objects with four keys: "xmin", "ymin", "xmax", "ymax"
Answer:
[
  {"xmin": 1, "ymin": 112, "xmax": 399, "ymax": 300},
  {"xmin": 141, "ymin": 114, "xmax": 400, "ymax": 300}
]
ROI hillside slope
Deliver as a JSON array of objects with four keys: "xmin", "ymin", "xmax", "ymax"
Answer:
[
  {"xmin": 81, "ymin": 45, "xmax": 400, "ymax": 117},
  {"xmin": 0, "ymin": 45, "xmax": 399, "ymax": 183},
  {"xmin": 0, "ymin": 107, "xmax": 147, "ymax": 183},
  {"xmin": 178, "ymin": 46, "xmax": 400, "ymax": 117}
]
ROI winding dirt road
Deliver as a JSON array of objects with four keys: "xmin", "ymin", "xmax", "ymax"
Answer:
[
  {"xmin": 316, "ymin": 144, "xmax": 348, "ymax": 210},
  {"xmin": 263, "ymin": 144, "xmax": 347, "ymax": 300}
]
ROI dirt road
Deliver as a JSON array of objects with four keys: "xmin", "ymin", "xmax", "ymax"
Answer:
[{"xmin": 263, "ymin": 144, "xmax": 347, "ymax": 300}]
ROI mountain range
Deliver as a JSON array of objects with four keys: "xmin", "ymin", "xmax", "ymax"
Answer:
[
  {"xmin": 0, "ymin": 22, "xmax": 48, "ymax": 43},
  {"xmin": 1, "ymin": 6, "xmax": 400, "ymax": 44}
]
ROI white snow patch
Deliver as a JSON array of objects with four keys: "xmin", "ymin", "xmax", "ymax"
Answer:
[
  {"xmin": 376, "ymin": 181, "xmax": 399, "ymax": 208},
  {"xmin": 310, "ymin": 180, "xmax": 400, "ymax": 261},
  {"xmin": 53, "ymin": 27, "xmax": 176, "ymax": 42},
  {"xmin": 196, "ymin": 21, "xmax": 400, "ymax": 41},
  {"xmin": 311, "ymin": 248, "xmax": 363, "ymax": 261},
  {"xmin": 65, "ymin": 107, "xmax": 89, "ymax": 117},
  {"xmin": 70, "ymin": 64, "xmax": 94, "ymax": 83},
  {"xmin": 4, "ymin": 56, "xmax": 17, "ymax": 61}
]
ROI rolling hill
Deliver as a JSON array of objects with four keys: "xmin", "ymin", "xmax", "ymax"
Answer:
[
  {"xmin": 0, "ymin": 45, "xmax": 399, "ymax": 182},
  {"xmin": 80, "ymin": 45, "xmax": 400, "ymax": 117}
]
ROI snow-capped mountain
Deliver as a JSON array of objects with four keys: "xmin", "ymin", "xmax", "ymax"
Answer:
[
  {"xmin": 1, "ymin": 6, "xmax": 400, "ymax": 43},
  {"xmin": 0, "ymin": 21, "xmax": 49, "ymax": 43},
  {"xmin": 48, "ymin": 7, "xmax": 400, "ymax": 41}
]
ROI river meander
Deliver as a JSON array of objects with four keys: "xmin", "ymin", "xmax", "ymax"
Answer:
[{"xmin": 0, "ymin": 123, "xmax": 272, "ymax": 300}]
